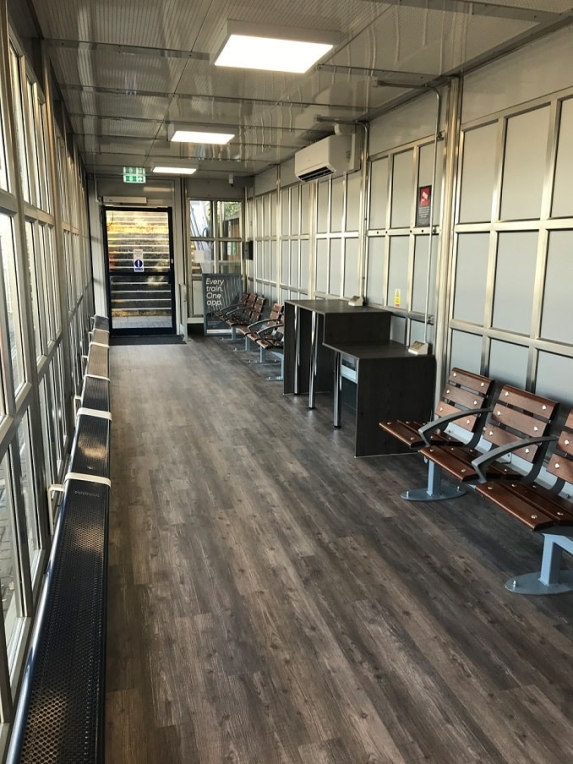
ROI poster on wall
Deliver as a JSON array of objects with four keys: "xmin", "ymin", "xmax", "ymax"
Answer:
[
  {"xmin": 416, "ymin": 185, "xmax": 432, "ymax": 228},
  {"xmin": 202, "ymin": 273, "xmax": 243, "ymax": 334}
]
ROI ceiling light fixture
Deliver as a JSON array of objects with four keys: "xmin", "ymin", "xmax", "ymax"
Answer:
[
  {"xmin": 152, "ymin": 166, "xmax": 197, "ymax": 175},
  {"xmin": 167, "ymin": 124, "xmax": 235, "ymax": 144},
  {"xmin": 213, "ymin": 21, "xmax": 339, "ymax": 74}
]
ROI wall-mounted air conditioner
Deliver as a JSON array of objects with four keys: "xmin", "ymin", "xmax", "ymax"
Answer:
[{"xmin": 294, "ymin": 132, "xmax": 359, "ymax": 182}]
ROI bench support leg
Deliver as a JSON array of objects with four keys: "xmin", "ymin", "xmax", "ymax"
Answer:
[
  {"xmin": 267, "ymin": 352, "xmax": 284, "ymax": 381},
  {"xmin": 506, "ymin": 533, "xmax": 573, "ymax": 595},
  {"xmin": 401, "ymin": 461, "xmax": 466, "ymax": 502}
]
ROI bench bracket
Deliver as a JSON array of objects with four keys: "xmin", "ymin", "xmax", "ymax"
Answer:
[
  {"xmin": 506, "ymin": 532, "xmax": 573, "ymax": 595},
  {"xmin": 402, "ymin": 461, "xmax": 466, "ymax": 502}
]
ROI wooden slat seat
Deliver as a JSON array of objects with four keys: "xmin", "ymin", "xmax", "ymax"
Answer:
[
  {"xmin": 238, "ymin": 303, "xmax": 284, "ymax": 341},
  {"xmin": 403, "ymin": 384, "xmax": 558, "ymax": 502},
  {"xmin": 226, "ymin": 296, "xmax": 265, "ymax": 327},
  {"xmin": 213, "ymin": 292, "xmax": 250, "ymax": 320},
  {"xmin": 473, "ymin": 411, "xmax": 573, "ymax": 594},
  {"xmin": 380, "ymin": 368, "xmax": 494, "ymax": 451}
]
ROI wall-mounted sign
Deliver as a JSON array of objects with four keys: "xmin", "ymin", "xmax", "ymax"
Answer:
[
  {"xmin": 133, "ymin": 248, "xmax": 144, "ymax": 272},
  {"xmin": 416, "ymin": 185, "xmax": 432, "ymax": 227},
  {"xmin": 394, "ymin": 288, "xmax": 401, "ymax": 307},
  {"xmin": 123, "ymin": 166, "xmax": 146, "ymax": 183}
]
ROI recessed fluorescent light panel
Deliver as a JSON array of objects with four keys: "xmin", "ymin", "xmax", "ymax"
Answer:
[
  {"xmin": 153, "ymin": 166, "xmax": 197, "ymax": 175},
  {"xmin": 214, "ymin": 21, "xmax": 338, "ymax": 74},
  {"xmin": 168, "ymin": 125, "xmax": 235, "ymax": 144}
]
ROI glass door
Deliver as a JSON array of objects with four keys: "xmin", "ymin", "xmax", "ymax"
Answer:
[{"xmin": 104, "ymin": 207, "xmax": 175, "ymax": 334}]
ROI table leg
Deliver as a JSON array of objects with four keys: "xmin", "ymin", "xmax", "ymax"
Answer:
[
  {"xmin": 334, "ymin": 352, "xmax": 341, "ymax": 428},
  {"xmin": 308, "ymin": 310, "xmax": 318, "ymax": 409},
  {"xmin": 294, "ymin": 305, "xmax": 300, "ymax": 395}
]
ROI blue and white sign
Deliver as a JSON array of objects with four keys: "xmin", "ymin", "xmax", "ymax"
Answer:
[{"xmin": 133, "ymin": 248, "xmax": 144, "ymax": 272}]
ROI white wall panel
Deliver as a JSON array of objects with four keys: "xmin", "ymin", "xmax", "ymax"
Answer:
[
  {"xmin": 450, "ymin": 331, "xmax": 483, "ymax": 373},
  {"xmin": 269, "ymin": 192, "xmax": 277, "ymax": 236},
  {"xmin": 290, "ymin": 240, "xmax": 299, "ymax": 287},
  {"xmin": 317, "ymin": 180, "xmax": 329, "ymax": 233},
  {"xmin": 387, "ymin": 237, "xmax": 409, "ymax": 307},
  {"xmin": 552, "ymin": 97, "xmax": 573, "ymax": 219},
  {"xmin": 369, "ymin": 157, "xmax": 389, "ymax": 230},
  {"xmin": 281, "ymin": 189, "xmax": 289, "ymax": 234},
  {"xmin": 370, "ymin": 91, "xmax": 443, "ymax": 155},
  {"xmin": 290, "ymin": 186, "xmax": 300, "ymax": 235},
  {"xmin": 459, "ymin": 123, "xmax": 498, "ymax": 224},
  {"xmin": 492, "ymin": 231, "xmax": 538, "ymax": 335},
  {"xmin": 390, "ymin": 316, "xmax": 407, "ymax": 344},
  {"xmin": 500, "ymin": 106, "xmax": 550, "ymax": 221},
  {"xmin": 331, "ymin": 176, "xmax": 344, "ymax": 233},
  {"xmin": 344, "ymin": 239, "xmax": 359, "ymax": 298},
  {"xmin": 316, "ymin": 238, "xmax": 328, "ymax": 292},
  {"xmin": 280, "ymin": 158, "xmax": 297, "ymax": 187},
  {"xmin": 329, "ymin": 239, "xmax": 342, "ymax": 295},
  {"xmin": 463, "ymin": 27, "xmax": 573, "ymax": 123},
  {"xmin": 281, "ymin": 241, "xmax": 289, "ymax": 283},
  {"xmin": 488, "ymin": 341, "xmax": 528, "ymax": 388},
  {"xmin": 254, "ymin": 168, "xmax": 277, "ymax": 196},
  {"xmin": 541, "ymin": 231, "xmax": 573, "ymax": 345},
  {"xmin": 300, "ymin": 240, "xmax": 309, "ymax": 291},
  {"xmin": 346, "ymin": 172, "xmax": 361, "ymax": 232},
  {"xmin": 391, "ymin": 150, "xmax": 414, "ymax": 228},
  {"xmin": 536, "ymin": 352, "xmax": 573, "ymax": 407},
  {"xmin": 366, "ymin": 236, "xmax": 385, "ymax": 305},
  {"xmin": 301, "ymin": 184, "xmax": 310, "ymax": 234},
  {"xmin": 453, "ymin": 233, "xmax": 489, "ymax": 325},
  {"xmin": 412, "ymin": 236, "xmax": 438, "ymax": 315}
]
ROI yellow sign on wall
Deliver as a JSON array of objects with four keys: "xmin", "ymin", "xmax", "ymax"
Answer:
[{"xmin": 394, "ymin": 288, "xmax": 401, "ymax": 307}]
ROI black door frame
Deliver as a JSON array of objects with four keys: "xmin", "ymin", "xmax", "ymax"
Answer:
[{"xmin": 102, "ymin": 206, "xmax": 176, "ymax": 336}]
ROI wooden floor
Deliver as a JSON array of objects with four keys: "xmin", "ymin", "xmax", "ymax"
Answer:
[{"xmin": 106, "ymin": 337, "xmax": 573, "ymax": 764}]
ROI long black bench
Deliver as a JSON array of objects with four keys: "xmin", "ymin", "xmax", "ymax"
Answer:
[{"xmin": 7, "ymin": 316, "xmax": 111, "ymax": 763}]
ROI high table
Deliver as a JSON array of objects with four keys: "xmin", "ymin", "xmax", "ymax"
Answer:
[
  {"xmin": 283, "ymin": 300, "xmax": 392, "ymax": 407},
  {"xmin": 323, "ymin": 340, "xmax": 435, "ymax": 457}
]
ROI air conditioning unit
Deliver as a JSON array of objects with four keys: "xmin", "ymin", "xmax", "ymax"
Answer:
[{"xmin": 294, "ymin": 133, "xmax": 359, "ymax": 182}]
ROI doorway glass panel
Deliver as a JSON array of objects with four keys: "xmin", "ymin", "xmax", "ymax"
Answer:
[{"xmin": 105, "ymin": 209, "xmax": 174, "ymax": 332}]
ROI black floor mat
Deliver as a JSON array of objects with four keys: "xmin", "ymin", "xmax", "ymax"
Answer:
[{"xmin": 111, "ymin": 335, "xmax": 185, "ymax": 346}]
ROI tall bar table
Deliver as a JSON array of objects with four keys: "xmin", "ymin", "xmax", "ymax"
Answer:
[{"xmin": 283, "ymin": 300, "xmax": 392, "ymax": 407}]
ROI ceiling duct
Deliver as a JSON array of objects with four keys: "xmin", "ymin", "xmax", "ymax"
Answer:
[{"xmin": 294, "ymin": 132, "xmax": 358, "ymax": 182}]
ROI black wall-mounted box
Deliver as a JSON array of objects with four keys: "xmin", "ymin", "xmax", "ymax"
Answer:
[{"xmin": 243, "ymin": 240, "xmax": 254, "ymax": 260}]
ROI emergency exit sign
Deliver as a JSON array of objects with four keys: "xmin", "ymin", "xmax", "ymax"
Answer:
[{"xmin": 123, "ymin": 167, "xmax": 146, "ymax": 183}]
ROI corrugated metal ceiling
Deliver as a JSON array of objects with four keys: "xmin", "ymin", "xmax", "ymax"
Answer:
[{"xmin": 29, "ymin": 0, "xmax": 573, "ymax": 178}]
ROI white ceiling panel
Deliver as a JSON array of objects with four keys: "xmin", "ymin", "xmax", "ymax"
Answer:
[
  {"xmin": 49, "ymin": 46, "xmax": 188, "ymax": 92},
  {"xmin": 328, "ymin": 6, "xmax": 535, "ymax": 74},
  {"xmin": 30, "ymin": 0, "xmax": 573, "ymax": 179}
]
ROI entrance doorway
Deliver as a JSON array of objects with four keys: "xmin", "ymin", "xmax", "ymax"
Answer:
[{"xmin": 103, "ymin": 208, "xmax": 175, "ymax": 334}]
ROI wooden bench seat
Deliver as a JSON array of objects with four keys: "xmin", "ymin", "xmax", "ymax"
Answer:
[
  {"xmin": 473, "ymin": 411, "xmax": 573, "ymax": 594},
  {"xmin": 404, "ymin": 384, "xmax": 558, "ymax": 502},
  {"xmin": 213, "ymin": 291, "xmax": 250, "ymax": 320},
  {"xmin": 380, "ymin": 367, "xmax": 494, "ymax": 451},
  {"xmin": 238, "ymin": 303, "xmax": 284, "ymax": 348}
]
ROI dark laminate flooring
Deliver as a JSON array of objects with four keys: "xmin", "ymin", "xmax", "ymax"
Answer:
[{"xmin": 106, "ymin": 337, "xmax": 573, "ymax": 764}]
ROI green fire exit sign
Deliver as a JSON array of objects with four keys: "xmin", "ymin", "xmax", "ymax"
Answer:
[{"xmin": 123, "ymin": 167, "xmax": 146, "ymax": 183}]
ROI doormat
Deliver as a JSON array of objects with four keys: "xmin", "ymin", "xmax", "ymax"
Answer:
[{"xmin": 111, "ymin": 335, "xmax": 185, "ymax": 346}]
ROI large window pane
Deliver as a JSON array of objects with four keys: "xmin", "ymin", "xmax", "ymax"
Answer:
[
  {"xmin": 190, "ymin": 200, "xmax": 213, "ymax": 238},
  {"xmin": 0, "ymin": 214, "xmax": 24, "ymax": 394},
  {"xmin": 25, "ymin": 222, "xmax": 42, "ymax": 359},
  {"xmin": 0, "ymin": 453, "xmax": 22, "ymax": 661},
  {"xmin": 14, "ymin": 412, "xmax": 40, "ymax": 577},
  {"xmin": 9, "ymin": 48, "xmax": 29, "ymax": 203},
  {"xmin": 217, "ymin": 201, "xmax": 242, "ymax": 239}
]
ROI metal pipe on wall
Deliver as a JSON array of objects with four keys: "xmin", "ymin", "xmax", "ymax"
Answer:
[{"xmin": 423, "ymin": 87, "xmax": 442, "ymax": 345}]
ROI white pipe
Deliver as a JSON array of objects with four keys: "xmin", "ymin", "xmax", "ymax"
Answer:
[{"xmin": 424, "ymin": 88, "xmax": 442, "ymax": 345}]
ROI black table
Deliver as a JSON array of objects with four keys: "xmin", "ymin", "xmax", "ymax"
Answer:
[
  {"xmin": 283, "ymin": 300, "xmax": 392, "ymax": 407},
  {"xmin": 323, "ymin": 340, "xmax": 436, "ymax": 457}
]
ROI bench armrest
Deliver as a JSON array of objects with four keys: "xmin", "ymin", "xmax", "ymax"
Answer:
[
  {"xmin": 418, "ymin": 406, "xmax": 493, "ymax": 446},
  {"xmin": 248, "ymin": 318, "xmax": 280, "ymax": 332},
  {"xmin": 471, "ymin": 435, "xmax": 557, "ymax": 483}
]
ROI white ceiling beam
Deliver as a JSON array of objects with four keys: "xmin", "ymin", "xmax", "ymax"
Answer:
[
  {"xmin": 45, "ymin": 39, "xmax": 210, "ymax": 61},
  {"xmin": 360, "ymin": 0, "xmax": 559, "ymax": 23},
  {"xmin": 59, "ymin": 83, "xmax": 366, "ymax": 111}
]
